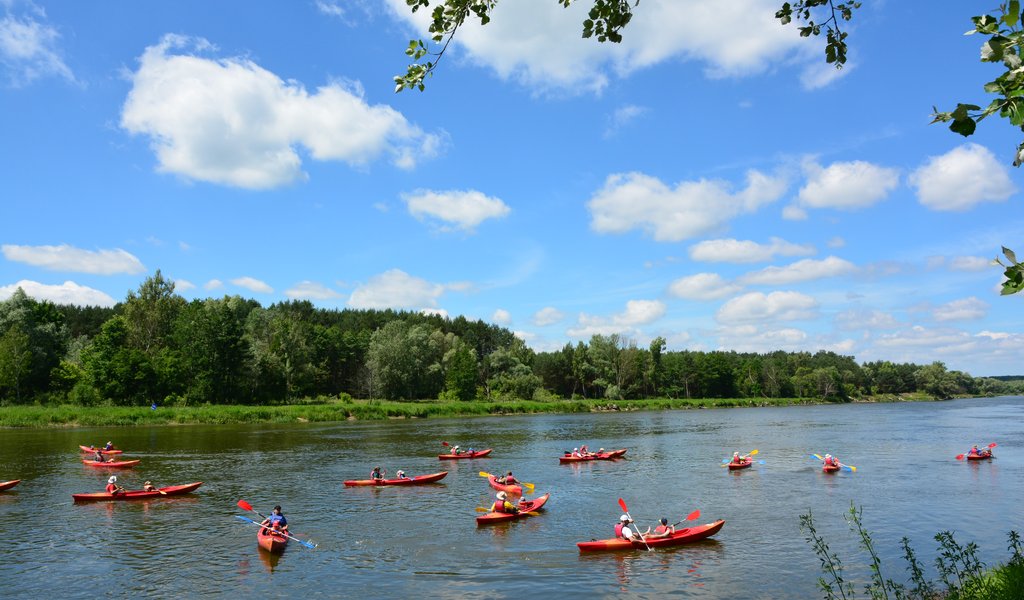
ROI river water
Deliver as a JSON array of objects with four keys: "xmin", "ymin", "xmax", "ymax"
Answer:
[{"xmin": 0, "ymin": 397, "xmax": 1021, "ymax": 599}]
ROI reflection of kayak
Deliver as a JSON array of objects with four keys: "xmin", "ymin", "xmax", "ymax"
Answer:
[
  {"xmin": 966, "ymin": 453, "xmax": 993, "ymax": 461},
  {"xmin": 257, "ymin": 528, "xmax": 288, "ymax": 553},
  {"xmin": 559, "ymin": 449, "xmax": 627, "ymax": 463},
  {"xmin": 823, "ymin": 464, "xmax": 840, "ymax": 473},
  {"xmin": 343, "ymin": 471, "xmax": 448, "ymax": 486},
  {"xmin": 487, "ymin": 474, "xmax": 523, "ymax": 495},
  {"xmin": 438, "ymin": 449, "xmax": 492, "ymax": 459},
  {"xmin": 82, "ymin": 459, "xmax": 139, "ymax": 468},
  {"xmin": 728, "ymin": 459, "xmax": 753, "ymax": 470},
  {"xmin": 577, "ymin": 520, "xmax": 725, "ymax": 552},
  {"xmin": 79, "ymin": 445, "xmax": 123, "ymax": 455},
  {"xmin": 0, "ymin": 480, "xmax": 20, "ymax": 491},
  {"xmin": 476, "ymin": 493, "xmax": 550, "ymax": 525},
  {"xmin": 72, "ymin": 482, "xmax": 203, "ymax": 502}
]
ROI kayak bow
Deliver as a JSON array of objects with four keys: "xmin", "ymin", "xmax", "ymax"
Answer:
[{"xmin": 0, "ymin": 480, "xmax": 20, "ymax": 491}]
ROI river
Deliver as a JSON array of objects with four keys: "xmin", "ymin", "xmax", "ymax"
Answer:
[{"xmin": 0, "ymin": 396, "xmax": 1021, "ymax": 598}]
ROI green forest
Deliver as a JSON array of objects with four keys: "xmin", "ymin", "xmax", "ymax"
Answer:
[{"xmin": 1, "ymin": 272, "xmax": 1021, "ymax": 407}]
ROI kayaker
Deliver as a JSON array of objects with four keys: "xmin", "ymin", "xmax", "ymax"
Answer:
[
  {"xmin": 731, "ymin": 452, "xmax": 749, "ymax": 464},
  {"xmin": 104, "ymin": 441, "xmax": 115, "ymax": 450},
  {"xmin": 370, "ymin": 467, "xmax": 386, "ymax": 481},
  {"xmin": 260, "ymin": 506, "xmax": 288, "ymax": 534},
  {"xmin": 503, "ymin": 471, "xmax": 516, "ymax": 485},
  {"xmin": 142, "ymin": 481, "xmax": 157, "ymax": 492},
  {"xmin": 492, "ymin": 492, "xmax": 519, "ymax": 514},
  {"xmin": 396, "ymin": 470, "xmax": 408, "ymax": 479},
  {"xmin": 452, "ymin": 445, "xmax": 463, "ymax": 455},
  {"xmin": 571, "ymin": 447, "xmax": 581, "ymax": 458},
  {"xmin": 93, "ymin": 449, "xmax": 105, "ymax": 462},
  {"xmin": 615, "ymin": 515, "xmax": 649, "ymax": 540},
  {"xmin": 968, "ymin": 445, "xmax": 990, "ymax": 457},
  {"xmin": 823, "ymin": 454, "xmax": 839, "ymax": 468},
  {"xmin": 580, "ymin": 444, "xmax": 590, "ymax": 456},
  {"xmin": 648, "ymin": 518, "xmax": 675, "ymax": 539},
  {"xmin": 105, "ymin": 476, "xmax": 124, "ymax": 496}
]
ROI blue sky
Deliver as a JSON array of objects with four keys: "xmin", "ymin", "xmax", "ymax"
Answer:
[{"xmin": 1, "ymin": 0, "xmax": 1023, "ymax": 376}]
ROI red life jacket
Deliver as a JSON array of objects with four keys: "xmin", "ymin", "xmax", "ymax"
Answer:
[
  {"xmin": 493, "ymin": 501, "xmax": 506, "ymax": 513},
  {"xmin": 505, "ymin": 476, "xmax": 516, "ymax": 484},
  {"xmin": 655, "ymin": 525, "xmax": 670, "ymax": 535},
  {"xmin": 105, "ymin": 483, "xmax": 117, "ymax": 494},
  {"xmin": 614, "ymin": 523, "xmax": 627, "ymax": 539}
]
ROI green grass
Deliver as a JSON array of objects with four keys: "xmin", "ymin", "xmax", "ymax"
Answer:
[{"xmin": 0, "ymin": 394, "xmax": 932, "ymax": 428}]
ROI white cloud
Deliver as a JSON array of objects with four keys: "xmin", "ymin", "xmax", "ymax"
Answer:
[
  {"xmin": 402, "ymin": 189, "xmax": 510, "ymax": 231},
  {"xmin": 782, "ymin": 204, "xmax": 808, "ymax": 220},
  {"xmin": 933, "ymin": 297, "xmax": 987, "ymax": 322},
  {"xmin": 0, "ymin": 7, "xmax": 75, "ymax": 86},
  {"xmin": 2, "ymin": 244, "xmax": 146, "ymax": 275},
  {"xmin": 909, "ymin": 144, "xmax": 1017, "ymax": 211},
  {"xmin": 348, "ymin": 269, "xmax": 445, "ymax": 309},
  {"xmin": 121, "ymin": 35, "xmax": 440, "ymax": 189},
  {"xmin": 204, "ymin": 279, "xmax": 224, "ymax": 290},
  {"xmin": 385, "ymin": 0, "xmax": 823, "ymax": 94},
  {"xmin": 533, "ymin": 306, "xmax": 565, "ymax": 327},
  {"xmin": 827, "ymin": 237, "xmax": 846, "ymax": 249},
  {"xmin": 605, "ymin": 104, "xmax": 647, "ymax": 137},
  {"xmin": 285, "ymin": 280, "xmax": 343, "ymax": 300},
  {"xmin": 492, "ymin": 308, "xmax": 511, "ymax": 325},
  {"xmin": 421, "ymin": 307, "xmax": 449, "ymax": 318},
  {"xmin": 567, "ymin": 299, "xmax": 666, "ymax": 338},
  {"xmin": 799, "ymin": 58, "xmax": 853, "ymax": 90},
  {"xmin": 231, "ymin": 276, "xmax": 273, "ymax": 294},
  {"xmin": 174, "ymin": 279, "xmax": 196, "ymax": 292},
  {"xmin": 588, "ymin": 170, "xmax": 787, "ymax": 242},
  {"xmin": 797, "ymin": 158, "xmax": 899, "ymax": 210},
  {"xmin": 688, "ymin": 237, "xmax": 815, "ymax": 263},
  {"xmin": 835, "ymin": 309, "xmax": 900, "ymax": 331},
  {"xmin": 740, "ymin": 256, "xmax": 857, "ymax": 286},
  {"xmin": 0, "ymin": 280, "xmax": 116, "ymax": 307},
  {"xmin": 667, "ymin": 273, "xmax": 743, "ymax": 301},
  {"xmin": 315, "ymin": 0, "xmax": 345, "ymax": 18},
  {"xmin": 948, "ymin": 256, "xmax": 992, "ymax": 272},
  {"xmin": 716, "ymin": 291, "xmax": 818, "ymax": 324}
]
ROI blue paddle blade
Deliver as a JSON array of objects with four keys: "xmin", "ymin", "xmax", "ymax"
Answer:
[
  {"xmin": 235, "ymin": 515, "xmax": 258, "ymax": 524},
  {"xmin": 722, "ymin": 458, "xmax": 729, "ymax": 463},
  {"xmin": 758, "ymin": 460, "xmax": 766, "ymax": 464}
]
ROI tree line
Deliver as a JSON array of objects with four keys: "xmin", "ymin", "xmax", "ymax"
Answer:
[{"xmin": 1, "ymin": 272, "xmax": 1021, "ymax": 406}]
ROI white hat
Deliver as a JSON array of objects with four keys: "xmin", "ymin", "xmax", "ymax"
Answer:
[
  {"xmin": 108, "ymin": 476, "xmax": 117, "ymax": 483},
  {"xmin": 734, "ymin": 452, "xmax": 740, "ymax": 456},
  {"xmin": 620, "ymin": 514, "xmax": 630, "ymax": 522},
  {"xmin": 825, "ymin": 454, "xmax": 832, "ymax": 458},
  {"xmin": 496, "ymin": 492, "xmax": 507, "ymax": 500},
  {"xmin": 573, "ymin": 447, "xmax": 578, "ymax": 451},
  {"xmin": 599, "ymin": 448, "xmax": 604, "ymax": 452}
]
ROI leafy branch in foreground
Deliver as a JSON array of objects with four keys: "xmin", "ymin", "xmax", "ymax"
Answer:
[
  {"xmin": 994, "ymin": 246, "xmax": 1024, "ymax": 295},
  {"xmin": 775, "ymin": 0, "xmax": 860, "ymax": 68}
]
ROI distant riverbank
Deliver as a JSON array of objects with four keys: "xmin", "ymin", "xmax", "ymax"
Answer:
[{"xmin": 0, "ymin": 393, "xmax": 947, "ymax": 428}]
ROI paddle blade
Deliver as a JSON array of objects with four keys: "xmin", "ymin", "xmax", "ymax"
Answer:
[
  {"xmin": 955, "ymin": 454, "xmax": 965, "ymax": 461},
  {"xmin": 812, "ymin": 454, "xmax": 824, "ymax": 461},
  {"xmin": 757, "ymin": 460, "xmax": 765, "ymax": 464},
  {"xmin": 989, "ymin": 442, "xmax": 998, "ymax": 448},
  {"xmin": 842, "ymin": 464, "xmax": 857, "ymax": 473},
  {"xmin": 478, "ymin": 471, "xmax": 492, "ymax": 478},
  {"xmin": 749, "ymin": 449, "xmax": 759, "ymax": 456},
  {"xmin": 475, "ymin": 507, "xmax": 491, "ymax": 512},
  {"xmin": 441, "ymin": 441, "xmax": 450, "ymax": 447},
  {"xmin": 237, "ymin": 499, "xmax": 254, "ymax": 512},
  {"xmin": 686, "ymin": 509, "xmax": 700, "ymax": 521},
  {"xmin": 722, "ymin": 458, "xmax": 729, "ymax": 463},
  {"xmin": 720, "ymin": 463, "xmax": 729, "ymax": 467},
  {"xmin": 299, "ymin": 539, "xmax": 317, "ymax": 549},
  {"xmin": 523, "ymin": 482, "xmax": 535, "ymax": 491},
  {"xmin": 618, "ymin": 498, "xmax": 629, "ymax": 513},
  {"xmin": 235, "ymin": 515, "xmax": 257, "ymax": 525}
]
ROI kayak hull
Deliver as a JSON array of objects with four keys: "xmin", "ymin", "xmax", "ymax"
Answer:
[
  {"xmin": 487, "ymin": 474, "xmax": 523, "ymax": 496},
  {"xmin": 344, "ymin": 471, "xmax": 448, "ymax": 486},
  {"xmin": 966, "ymin": 453, "xmax": 992, "ymax": 461},
  {"xmin": 82, "ymin": 459, "xmax": 139, "ymax": 468},
  {"xmin": 0, "ymin": 480, "xmax": 20, "ymax": 491},
  {"xmin": 257, "ymin": 529, "xmax": 288, "ymax": 554},
  {"xmin": 476, "ymin": 493, "xmax": 549, "ymax": 525},
  {"xmin": 728, "ymin": 460, "xmax": 753, "ymax": 470},
  {"xmin": 79, "ymin": 445, "xmax": 123, "ymax": 455},
  {"xmin": 72, "ymin": 482, "xmax": 203, "ymax": 502},
  {"xmin": 577, "ymin": 520, "xmax": 725, "ymax": 552},
  {"xmin": 438, "ymin": 449, "xmax": 492, "ymax": 460},
  {"xmin": 559, "ymin": 449, "xmax": 627, "ymax": 463}
]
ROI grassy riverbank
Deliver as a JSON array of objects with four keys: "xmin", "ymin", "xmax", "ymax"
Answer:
[{"xmin": 0, "ymin": 393, "xmax": 943, "ymax": 428}]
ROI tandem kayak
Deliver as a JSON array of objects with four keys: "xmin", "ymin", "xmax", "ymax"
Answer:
[
  {"xmin": 966, "ymin": 453, "xmax": 993, "ymax": 461},
  {"xmin": 79, "ymin": 445, "xmax": 123, "ymax": 455},
  {"xmin": 0, "ymin": 480, "xmax": 20, "ymax": 491},
  {"xmin": 343, "ymin": 471, "xmax": 448, "ymax": 486},
  {"xmin": 82, "ymin": 459, "xmax": 140, "ymax": 468},
  {"xmin": 487, "ymin": 474, "xmax": 523, "ymax": 496},
  {"xmin": 476, "ymin": 493, "xmax": 550, "ymax": 526},
  {"xmin": 438, "ymin": 449, "xmax": 492, "ymax": 460},
  {"xmin": 72, "ymin": 482, "xmax": 203, "ymax": 502},
  {"xmin": 727, "ymin": 459, "xmax": 753, "ymax": 470},
  {"xmin": 559, "ymin": 449, "xmax": 627, "ymax": 463},
  {"xmin": 576, "ymin": 519, "xmax": 725, "ymax": 552},
  {"xmin": 257, "ymin": 528, "xmax": 288, "ymax": 553}
]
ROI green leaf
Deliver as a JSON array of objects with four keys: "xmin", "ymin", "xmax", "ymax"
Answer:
[
  {"xmin": 1006, "ymin": 1, "xmax": 1021, "ymax": 27},
  {"xmin": 1004, "ymin": 247, "xmax": 1019, "ymax": 264},
  {"xmin": 949, "ymin": 117, "xmax": 977, "ymax": 136}
]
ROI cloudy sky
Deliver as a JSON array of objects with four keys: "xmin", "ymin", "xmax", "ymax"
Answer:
[{"xmin": 2, "ymin": 1, "xmax": 1023, "ymax": 376}]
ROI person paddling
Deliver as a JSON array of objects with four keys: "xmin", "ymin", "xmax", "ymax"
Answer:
[
  {"xmin": 105, "ymin": 476, "xmax": 125, "ymax": 496},
  {"xmin": 260, "ymin": 505, "xmax": 288, "ymax": 534},
  {"xmin": 492, "ymin": 492, "xmax": 519, "ymax": 514},
  {"xmin": 968, "ymin": 445, "xmax": 991, "ymax": 458},
  {"xmin": 104, "ymin": 441, "xmax": 115, "ymax": 451},
  {"xmin": 370, "ymin": 466, "xmax": 386, "ymax": 481},
  {"xmin": 395, "ymin": 470, "xmax": 408, "ymax": 480},
  {"xmin": 93, "ymin": 449, "xmax": 106, "ymax": 462},
  {"xmin": 648, "ymin": 517, "xmax": 675, "ymax": 539},
  {"xmin": 823, "ymin": 454, "xmax": 840, "ymax": 468},
  {"xmin": 615, "ymin": 515, "xmax": 649, "ymax": 540},
  {"xmin": 142, "ymin": 481, "xmax": 157, "ymax": 492},
  {"xmin": 731, "ymin": 451, "xmax": 748, "ymax": 465}
]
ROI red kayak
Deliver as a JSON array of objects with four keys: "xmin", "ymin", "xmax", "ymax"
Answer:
[
  {"xmin": 487, "ymin": 474, "xmax": 523, "ymax": 495},
  {"xmin": 72, "ymin": 482, "xmax": 203, "ymax": 502},
  {"xmin": 0, "ymin": 480, "xmax": 20, "ymax": 491},
  {"xmin": 82, "ymin": 459, "xmax": 140, "ymax": 468},
  {"xmin": 257, "ymin": 528, "xmax": 288, "ymax": 553},
  {"xmin": 728, "ymin": 459, "xmax": 753, "ymax": 470},
  {"xmin": 476, "ymin": 493, "xmax": 550, "ymax": 525},
  {"xmin": 823, "ymin": 464, "xmax": 841, "ymax": 473},
  {"xmin": 576, "ymin": 519, "xmax": 725, "ymax": 552},
  {"xmin": 438, "ymin": 449, "xmax": 492, "ymax": 460},
  {"xmin": 966, "ymin": 452, "xmax": 993, "ymax": 461},
  {"xmin": 559, "ymin": 449, "xmax": 627, "ymax": 463},
  {"xmin": 343, "ymin": 471, "xmax": 448, "ymax": 486},
  {"xmin": 80, "ymin": 445, "xmax": 123, "ymax": 455}
]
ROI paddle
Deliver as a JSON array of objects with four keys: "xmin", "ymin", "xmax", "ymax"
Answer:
[
  {"xmin": 618, "ymin": 498, "xmax": 652, "ymax": 551},
  {"xmin": 478, "ymin": 471, "xmax": 535, "ymax": 492},
  {"xmin": 956, "ymin": 442, "xmax": 997, "ymax": 461},
  {"xmin": 234, "ymin": 516, "xmax": 317, "ymax": 549}
]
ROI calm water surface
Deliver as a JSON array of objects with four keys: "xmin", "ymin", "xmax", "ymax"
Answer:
[{"xmin": 1, "ymin": 397, "xmax": 1022, "ymax": 599}]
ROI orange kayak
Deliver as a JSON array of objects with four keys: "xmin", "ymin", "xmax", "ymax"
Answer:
[
  {"xmin": 577, "ymin": 520, "xmax": 725, "ymax": 552},
  {"xmin": 438, "ymin": 449, "xmax": 492, "ymax": 459},
  {"xmin": 476, "ymin": 493, "xmax": 550, "ymax": 525},
  {"xmin": 343, "ymin": 471, "xmax": 448, "ymax": 486},
  {"xmin": 258, "ymin": 528, "xmax": 288, "ymax": 553},
  {"xmin": 0, "ymin": 480, "xmax": 20, "ymax": 491},
  {"xmin": 82, "ymin": 459, "xmax": 139, "ymax": 468},
  {"xmin": 72, "ymin": 482, "xmax": 202, "ymax": 502}
]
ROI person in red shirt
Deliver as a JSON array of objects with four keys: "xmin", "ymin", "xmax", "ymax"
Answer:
[{"xmin": 105, "ymin": 476, "xmax": 124, "ymax": 496}]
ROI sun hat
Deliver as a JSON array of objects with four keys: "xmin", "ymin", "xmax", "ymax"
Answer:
[
  {"xmin": 108, "ymin": 476, "xmax": 117, "ymax": 483},
  {"xmin": 620, "ymin": 515, "xmax": 630, "ymax": 522},
  {"xmin": 496, "ymin": 492, "xmax": 507, "ymax": 500}
]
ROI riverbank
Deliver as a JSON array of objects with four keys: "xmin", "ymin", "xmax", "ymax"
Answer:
[{"xmin": 0, "ymin": 393, "xmax": 943, "ymax": 428}]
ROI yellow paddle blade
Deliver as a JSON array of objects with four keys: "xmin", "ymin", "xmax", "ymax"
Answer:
[
  {"xmin": 813, "ymin": 453, "xmax": 824, "ymax": 461},
  {"xmin": 749, "ymin": 449, "xmax": 759, "ymax": 456},
  {"xmin": 523, "ymin": 482, "xmax": 535, "ymax": 491},
  {"xmin": 475, "ymin": 507, "xmax": 491, "ymax": 512},
  {"xmin": 719, "ymin": 463, "xmax": 729, "ymax": 467},
  {"xmin": 478, "ymin": 471, "xmax": 492, "ymax": 478},
  {"xmin": 848, "ymin": 465, "xmax": 857, "ymax": 472}
]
